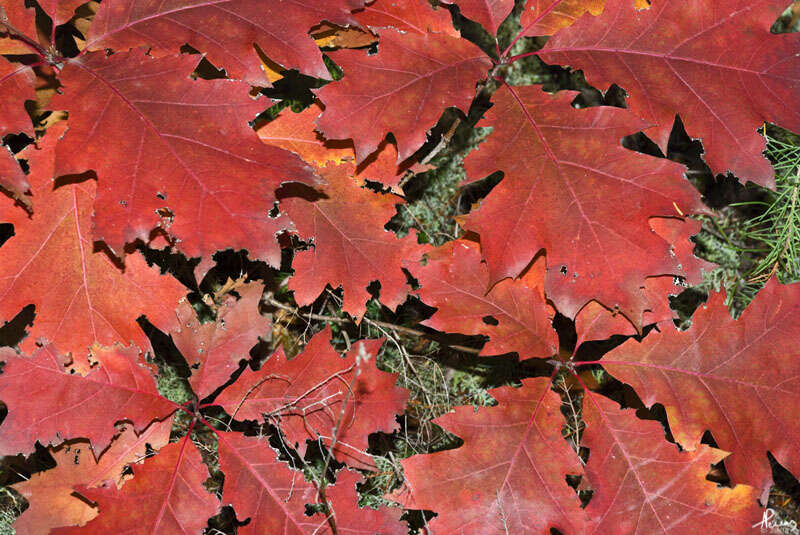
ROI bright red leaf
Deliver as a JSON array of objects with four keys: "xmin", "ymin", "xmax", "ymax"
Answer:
[
  {"xmin": 0, "ymin": 344, "xmax": 176, "ymax": 455},
  {"xmin": 217, "ymin": 431, "xmax": 322, "ymax": 535},
  {"xmin": 540, "ymin": 0, "xmax": 800, "ymax": 186},
  {"xmin": 316, "ymin": 11, "xmax": 490, "ymax": 162},
  {"xmin": 580, "ymin": 390, "xmax": 762, "ymax": 534},
  {"xmin": 218, "ymin": 432, "xmax": 406, "ymax": 534},
  {"xmin": 411, "ymin": 239, "xmax": 558, "ymax": 358},
  {"xmin": 85, "ymin": 0, "xmax": 366, "ymax": 84},
  {"xmin": 0, "ymin": 124, "xmax": 186, "ymax": 356},
  {"xmin": 256, "ymin": 101, "xmax": 429, "ymax": 192},
  {"xmin": 592, "ymin": 278, "xmax": 800, "ymax": 490},
  {"xmin": 282, "ymin": 163, "xmax": 427, "ymax": 319},
  {"xmin": 400, "ymin": 377, "xmax": 587, "ymax": 534},
  {"xmin": 442, "ymin": 0, "xmax": 514, "ymax": 34},
  {"xmin": 461, "ymin": 85, "xmax": 703, "ymax": 325},
  {"xmin": 214, "ymin": 326, "xmax": 406, "ymax": 466},
  {"xmin": 325, "ymin": 469, "xmax": 406, "ymax": 535},
  {"xmin": 518, "ymin": 0, "xmax": 604, "ymax": 38},
  {"xmin": 52, "ymin": 437, "xmax": 220, "ymax": 535},
  {"xmin": 0, "ymin": 147, "xmax": 28, "ymax": 205},
  {"xmin": 50, "ymin": 50, "xmax": 317, "ymax": 267},
  {"xmin": 12, "ymin": 418, "xmax": 172, "ymax": 534},
  {"xmin": 172, "ymin": 281, "xmax": 269, "ymax": 400},
  {"xmin": 0, "ymin": 56, "xmax": 35, "ymax": 202},
  {"xmin": 574, "ymin": 216, "xmax": 710, "ymax": 342}
]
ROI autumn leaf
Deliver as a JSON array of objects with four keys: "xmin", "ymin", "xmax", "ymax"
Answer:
[
  {"xmin": 461, "ymin": 85, "xmax": 703, "ymax": 325},
  {"xmin": 442, "ymin": 0, "xmax": 515, "ymax": 35},
  {"xmin": 411, "ymin": 239, "xmax": 558, "ymax": 358},
  {"xmin": 172, "ymin": 281, "xmax": 269, "ymax": 400},
  {"xmin": 355, "ymin": 0, "xmax": 459, "ymax": 36},
  {"xmin": 580, "ymin": 391, "xmax": 763, "ymax": 534},
  {"xmin": 50, "ymin": 50, "xmax": 317, "ymax": 268},
  {"xmin": 0, "ymin": 123, "xmax": 186, "ymax": 356},
  {"xmin": 540, "ymin": 0, "xmax": 800, "ymax": 186},
  {"xmin": 214, "ymin": 326, "xmax": 407, "ymax": 466},
  {"xmin": 316, "ymin": 3, "xmax": 491, "ymax": 162},
  {"xmin": 281, "ymin": 163, "xmax": 428, "ymax": 319},
  {"xmin": 399, "ymin": 378, "xmax": 587, "ymax": 534},
  {"xmin": 52, "ymin": 437, "xmax": 220, "ymax": 535},
  {"xmin": 85, "ymin": 0, "xmax": 367, "ymax": 84},
  {"xmin": 12, "ymin": 419, "xmax": 172, "ymax": 534},
  {"xmin": 518, "ymin": 0, "xmax": 604, "ymax": 38},
  {"xmin": 257, "ymin": 100, "xmax": 429, "ymax": 192},
  {"xmin": 588, "ymin": 279, "xmax": 800, "ymax": 491},
  {"xmin": 0, "ymin": 344, "xmax": 176, "ymax": 455},
  {"xmin": 218, "ymin": 432, "xmax": 406, "ymax": 534}
]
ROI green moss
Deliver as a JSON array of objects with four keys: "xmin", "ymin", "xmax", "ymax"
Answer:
[{"xmin": 0, "ymin": 488, "xmax": 24, "ymax": 535}]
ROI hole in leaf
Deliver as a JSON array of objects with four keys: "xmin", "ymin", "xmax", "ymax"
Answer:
[{"xmin": 481, "ymin": 315, "xmax": 499, "ymax": 326}]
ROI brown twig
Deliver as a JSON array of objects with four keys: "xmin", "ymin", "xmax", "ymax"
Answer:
[{"xmin": 262, "ymin": 293, "xmax": 481, "ymax": 355}]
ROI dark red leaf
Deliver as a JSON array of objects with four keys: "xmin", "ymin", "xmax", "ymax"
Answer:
[
  {"xmin": 595, "ymin": 279, "xmax": 800, "ymax": 490},
  {"xmin": 399, "ymin": 378, "xmax": 587, "ymax": 534},
  {"xmin": 50, "ymin": 50, "xmax": 317, "ymax": 267},
  {"xmin": 462, "ymin": 85, "xmax": 703, "ymax": 325},
  {"xmin": 86, "ymin": 0, "xmax": 366, "ymax": 84},
  {"xmin": 214, "ymin": 326, "xmax": 406, "ymax": 466},
  {"xmin": 172, "ymin": 281, "xmax": 269, "ymax": 400},
  {"xmin": 282, "ymin": 163, "xmax": 427, "ymax": 319},
  {"xmin": 0, "ymin": 344, "xmax": 175, "ymax": 455},
  {"xmin": 540, "ymin": 0, "xmax": 800, "ymax": 186}
]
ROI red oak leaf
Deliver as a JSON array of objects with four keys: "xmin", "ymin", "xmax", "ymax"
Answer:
[
  {"xmin": 575, "ymin": 300, "xmax": 637, "ymax": 345},
  {"xmin": 0, "ymin": 56, "xmax": 35, "ymax": 201},
  {"xmin": 316, "ymin": 16, "xmax": 490, "ymax": 162},
  {"xmin": 214, "ymin": 326, "xmax": 406, "ymax": 466},
  {"xmin": 593, "ymin": 279, "xmax": 800, "ymax": 491},
  {"xmin": 574, "ymin": 217, "xmax": 710, "ymax": 342},
  {"xmin": 650, "ymin": 216, "xmax": 710, "ymax": 286},
  {"xmin": 0, "ymin": 146, "xmax": 28, "ymax": 205},
  {"xmin": 411, "ymin": 239, "xmax": 557, "ymax": 358},
  {"xmin": 461, "ymin": 85, "xmax": 703, "ymax": 325},
  {"xmin": 217, "ymin": 431, "xmax": 322, "ymax": 535},
  {"xmin": 442, "ymin": 0, "xmax": 515, "ymax": 34},
  {"xmin": 257, "ymin": 102, "xmax": 354, "ymax": 169},
  {"xmin": 540, "ymin": 0, "xmax": 800, "ymax": 186},
  {"xmin": 0, "ymin": 123, "xmax": 186, "ymax": 356},
  {"xmin": 218, "ymin": 432, "xmax": 406, "ymax": 534},
  {"xmin": 256, "ymin": 101, "xmax": 429, "ymax": 192},
  {"xmin": 325, "ymin": 469, "xmax": 406, "ymax": 535},
  {"xmin": 0, "ymin": 344, "xmax": 176, "ymax": 455},
  {"xmin": 53, "ymin": 437, "xmax": 220, "ymax": 535},
  {"xmin": 172, "ymin": 281, "xmax": 269, "ymax": 400},
  {"xmin": 580, "ymin": 391, "xmax": 762, "ymax": 534},
  {"xmin": 85, "ymin": 0, "xmax": 366, "ymax": 84},
  {"xmin": 0, "ymin": 0, "xmax": 83, "ymax": 43},
  {"xmin": 399, "ymin": 377, "xmax": 587, "ymax": 534},
  {"xmin": 12, "ymin": 418, "xmax": 172, "ymax": 534},
  {"xmin": 282, "ymin": 164, "xmax": 427, "ymax": 319},
  {"xmin": 50, "ymin": 50, "xmax": 317, "ymax": 268},
  {"xmin": 0, "ymin": 1, "xmax": 39, "ymax": 54},
  {"xmin": 518, "ymin": 0, "xmax": 604, "ymax": 38},
  {"xmin": 39, "ymin": 0, "xmax": 85, "ymax": 27},
  {"xmin": 0, "ymin": 58, "xmax": 34, "ymax": 137},
  {"xmin": 357, "ymin": 0, "xmax": 457, "ymax": 35}
]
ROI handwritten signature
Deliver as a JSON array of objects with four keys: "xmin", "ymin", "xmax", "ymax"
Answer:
[{"xmin": 753, "ymin": 508, "xmax": 800, "ymax": 534}]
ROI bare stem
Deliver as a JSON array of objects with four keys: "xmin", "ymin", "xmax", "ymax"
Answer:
[{"xmin": 262, "ymin": 293, "xmax": 481, "ymax": 355}]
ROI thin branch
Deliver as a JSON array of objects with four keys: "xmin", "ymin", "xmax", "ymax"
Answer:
[{"xmin": 262, "ymin": 293, "xmax": 481, "ymax": 355}]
